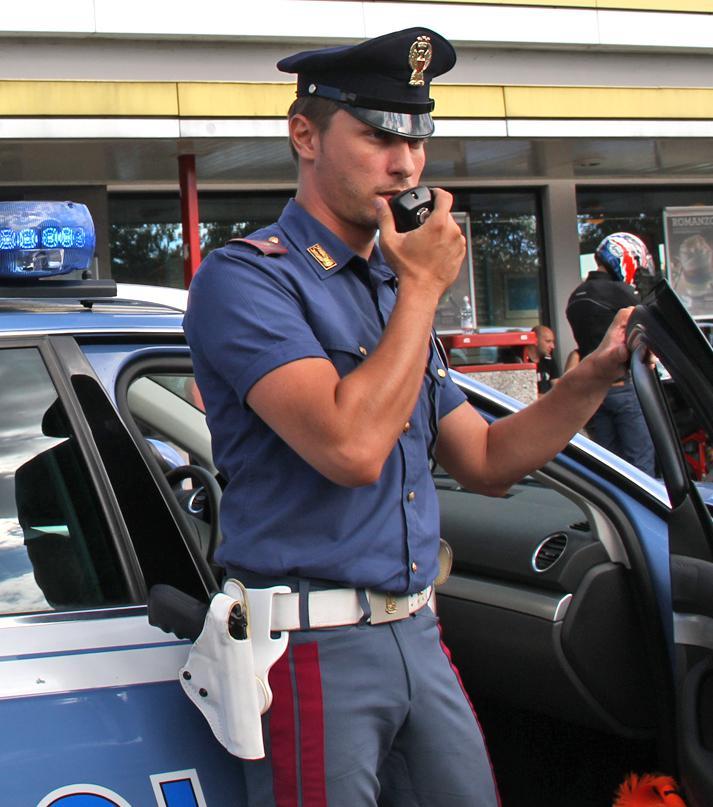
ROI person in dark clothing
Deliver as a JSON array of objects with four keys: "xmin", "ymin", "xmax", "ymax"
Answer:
[
  {"xmin": 526, "ymin": 324, "xmax": 560, "ymax": 394},
  {"xmin": 566, "ymin": 232, "xmax": 657, "ymax": 475}
]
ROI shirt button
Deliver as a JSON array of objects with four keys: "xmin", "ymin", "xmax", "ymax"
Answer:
[
  {"xmin": 411, "ymin": 562, "xmax": 418, "ymax": 573},
  {"xmin": 359, "ymin": 345, "xmax": 368, "ymax": 356},
  {"xmin": 402, "ymin": 421, "xmax": 411, "ymax": 433},
  {"xmin": 437, "ymin": 368, "xmax": 447, "ymax": 378},
  {"xmin": 407, "ymin": 490, "xmax": 416, "ymax": 502}
]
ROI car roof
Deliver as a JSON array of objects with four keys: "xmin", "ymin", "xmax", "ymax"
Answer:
[
  {"xmin": 115, "ymin": 283, "xmax": 188, "ymax": 312},
  {"xmin": 0, "ymin": 283, "xmax": 185, "ymax": 335}
]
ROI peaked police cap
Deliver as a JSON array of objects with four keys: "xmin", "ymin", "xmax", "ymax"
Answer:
[{"xmin": 276, "ymin": 27, "xmax": 456, "ymax": 138}]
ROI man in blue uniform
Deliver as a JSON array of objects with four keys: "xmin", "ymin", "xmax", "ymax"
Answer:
[{"xmin": 184, "ymin": 27, "xmax": 638, "ymax": 807}]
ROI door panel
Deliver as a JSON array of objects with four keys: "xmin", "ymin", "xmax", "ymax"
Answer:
[
  {"xmin": 437, "ymin": 466, "xmax": 662, "ymax": 737},
  {"xmin": 0, "ymin": 337, "xmax": 242, "ymax": 804},
  {"xmin": 629, "ymin": 281, "xmax": 713, "ymax": 806}
]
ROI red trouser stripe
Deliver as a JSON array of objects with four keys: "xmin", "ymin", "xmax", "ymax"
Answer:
[
  {"xmin": 268, "ymin": 651, "xmax": 298, "ymax": 807},
  {"xmin": 294, "ymin": 642, "xmax": 328, "ymax": 807}
]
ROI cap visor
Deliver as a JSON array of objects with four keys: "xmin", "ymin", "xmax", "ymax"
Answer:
[{"xmin": 344, "ymin": 105, "xmax": 434, "ymax": 138}]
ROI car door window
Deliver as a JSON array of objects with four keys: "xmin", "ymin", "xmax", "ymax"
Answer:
[
  {"xmin": 116, "ymin": 364, "xmax": 221, "ymax": 564},
  {"xmin": 0, "ymin": 347, "xmax": 131, "ymax": 615},
  {"xmin": 126, "ymin": 372, "xmax": 212, "ymax": 471}
]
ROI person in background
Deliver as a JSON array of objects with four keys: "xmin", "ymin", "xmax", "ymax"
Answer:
[
  {"xmin": 526, "ymin": 324, "xmax": 560, "ymax": 394},
  {"xmin": 564, "ymin": 348, "xmax": 581, "ymax": 374},
  {"xmin": 566, "ymin": 232, "xmax": 656, "ymax": 475}
]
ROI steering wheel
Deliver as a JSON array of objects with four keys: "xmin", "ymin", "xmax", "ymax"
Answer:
[{"xmin": 165, "ymin": 465, "xmax": 222, "ymax": 562}]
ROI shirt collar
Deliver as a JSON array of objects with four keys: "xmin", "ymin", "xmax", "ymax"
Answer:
[{"xmin": 277, "ymin": 199, "xmax": 395, "ymax": 284}]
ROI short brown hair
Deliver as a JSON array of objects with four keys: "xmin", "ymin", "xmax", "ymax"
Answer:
[{"xmin": 287, "ymin": 96, "xmax": 341, "ymax": 162}]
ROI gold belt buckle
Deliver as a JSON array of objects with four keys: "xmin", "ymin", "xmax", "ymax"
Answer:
[
  {"xmin": 435, "ymin": 538, "xmax": 453, "ymax": 587},
  {"xmin": 369, "ymin": 591, "xmax": 409, "ymax": 624}
]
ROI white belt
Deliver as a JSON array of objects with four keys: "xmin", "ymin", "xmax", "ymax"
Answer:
[{"xmin": 268, "ymin": 585, "xmax": 433, "ymax": 631}]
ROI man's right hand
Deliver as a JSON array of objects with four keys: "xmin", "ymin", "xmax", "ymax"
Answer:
[
  {"xmin": 584, "ymin": 306, "xmax": 636, "ymax": 384},
  {"xmin": 247, "ymin": 188, "xmax": 466, "ymax": 488},
  {"xmin": 375, "ymin": 188, "xmax": 466, "ymax": 303}
]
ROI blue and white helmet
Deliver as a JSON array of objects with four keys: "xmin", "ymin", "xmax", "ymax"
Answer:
[{"xmin": 595, "ymin": 232, "xmax": 655, "ymax": 286}]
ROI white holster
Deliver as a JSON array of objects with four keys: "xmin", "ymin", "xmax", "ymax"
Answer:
[{"xmin": 179, "ymin": 579, "xmax": 290, "ymax": 760}]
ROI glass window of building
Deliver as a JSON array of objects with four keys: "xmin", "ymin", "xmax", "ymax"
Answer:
[
  {"xmin": 450, "ymin": 190, "xmax": 546, "ymax": 329},
  {"xmin": 577, "ymin": 186, "xmax": 713, "ymax": 278},
  {"xmin": 109, "ymin": 192, "xmax": 292, "ymax": 288},
  {"xmin": 198, "ymin": 192, "xmax": 292, "ymax": 255},
  {"xmin": 109, "ymin": 194, "xmax": 182, "ymax": 287},
  {"xmin": 109, "ymin": 189, "xmax": 547, "ymax": 331}
]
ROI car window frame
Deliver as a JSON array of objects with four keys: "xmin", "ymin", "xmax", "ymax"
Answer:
[
  {"xmin": 0, "ymin": 333, "xmax": 150, "ymax": 617},
  {"xmin": 114, "ymin": 350, "xmax": 220, "ymax": 593},
  {"xmin": 0, "ymin": 333, "xmax": 215, "ymax": 622}
]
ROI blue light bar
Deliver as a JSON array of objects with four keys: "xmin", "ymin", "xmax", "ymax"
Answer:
[{"xmin": 0, "ymin": 201, "xmax": 96, "ymax": 278}]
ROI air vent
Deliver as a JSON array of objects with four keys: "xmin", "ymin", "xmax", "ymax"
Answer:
[
  {"xmin": 569, "ymin": 520, "xmax": 590, "ymax": 532},
  {"xmin": 532, "ymin": 532, "xmax": 568, "ymax": 573}
]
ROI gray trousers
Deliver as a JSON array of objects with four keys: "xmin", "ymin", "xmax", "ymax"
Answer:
[{"xmin": 241, "ymin": 605, "xmax": 500, "ymax": 807}]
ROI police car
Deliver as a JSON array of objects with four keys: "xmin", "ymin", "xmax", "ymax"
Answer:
[{"xmin": 1, "ymin": 202, "xmax": 712, "ymax": 807}]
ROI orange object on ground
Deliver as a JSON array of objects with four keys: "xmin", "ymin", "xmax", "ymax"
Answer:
[{"xmin": 613, "ymin": 773, "xmax": 687, "ymax": 806}]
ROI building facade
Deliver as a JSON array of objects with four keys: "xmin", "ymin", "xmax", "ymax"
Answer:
[{"xmin": 2, "ymin": 0, "xmax": 713, "ymax": 359}]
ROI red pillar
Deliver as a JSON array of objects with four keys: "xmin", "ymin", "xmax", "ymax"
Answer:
[{"xmin": 179, "ymin": 154, "xmax": 201, "ymax": 288}]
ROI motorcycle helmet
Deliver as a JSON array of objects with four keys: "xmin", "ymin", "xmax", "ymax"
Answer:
[{"xmin": 594, "ymin": 232, "xmax": 656, "ymax": 287}]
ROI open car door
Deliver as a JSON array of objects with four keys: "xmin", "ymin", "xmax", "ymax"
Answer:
[{"xmin": 629, "ymin": 280, "xmax": 713, "ymax": 807}]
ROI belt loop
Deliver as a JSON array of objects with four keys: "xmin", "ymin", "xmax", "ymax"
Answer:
[
  {"xmin": 357, "ymin": 588, "xmax": 371, "ymax": 625},
  {"xmin": 298, "ymin": 579, "xmax": 311, "ymax": 630}
]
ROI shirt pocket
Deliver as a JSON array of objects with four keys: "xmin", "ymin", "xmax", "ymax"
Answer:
[{"xmin": 313, "ymin": 323, "xmax": 375, "ymax": 378}]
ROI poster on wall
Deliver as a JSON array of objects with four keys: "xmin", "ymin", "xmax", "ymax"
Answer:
[
  {"xmin": 435, "ymin": 212, "xmax": 475, "ymax": 334},
  {"xmin": 664, "ymin": 206, "xmax": 713, "ymax": 318}
]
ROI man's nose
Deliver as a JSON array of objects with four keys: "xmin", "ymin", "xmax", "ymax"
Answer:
[{"xmin": 389, "ymin": 140, "xmax": 417, "ymax": 177}]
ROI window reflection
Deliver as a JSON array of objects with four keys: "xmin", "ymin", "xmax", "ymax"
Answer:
[
  {"xmin": 109, "ymin": 190, "xmax": 548, "ymax": 332},
  {"xmin": 0, "ymin": 348, "xmax": 128, "ymax": 615},
  {"xmin": 108, "ymin": 192, "xmax": 291, "ymax": 288},
  {"xmin": 451, "ymin": 190, "xmax": 545, "ymax": 328}
]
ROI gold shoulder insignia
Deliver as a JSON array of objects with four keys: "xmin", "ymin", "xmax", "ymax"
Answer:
[{"xmin": 307, "ymin": 243, "xmax": 337, "ymax": 270}]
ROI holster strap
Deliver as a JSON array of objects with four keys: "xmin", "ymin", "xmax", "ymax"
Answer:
[{"xmin": 270, "ymin": 585, "xmax": 432, "ymax": 630}]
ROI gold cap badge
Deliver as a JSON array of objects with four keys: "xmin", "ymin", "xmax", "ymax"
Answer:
[
  {"xmin": 408, "ymin": 36, "xmax": 432, "ymax": 87},
  {"xmin": 307, "ymin": 243, "xmax": 337, "ymax": 270}
]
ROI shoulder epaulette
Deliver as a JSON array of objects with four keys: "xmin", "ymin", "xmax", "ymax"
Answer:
[{"xmin": 225, "ymin": 238, "xmax": 288, "ymax": 256}]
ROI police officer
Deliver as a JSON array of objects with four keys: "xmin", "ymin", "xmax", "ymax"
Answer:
[
  {"xmin": 185, "ymin": 27, "xmax": 636, "ymax": 806},
  {"xmin": 566, "ymin": 232, "xmax": 656, "ymax": 476}
]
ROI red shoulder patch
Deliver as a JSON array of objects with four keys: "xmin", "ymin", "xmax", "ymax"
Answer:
[{"xmin": 225, "ymin": 238, "xmax": 288, "ymax": 256}]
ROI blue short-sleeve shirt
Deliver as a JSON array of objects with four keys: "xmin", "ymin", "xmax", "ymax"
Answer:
[{"xmin": 184, "ymin": 199, "xmax": 466, "ymax": 593}]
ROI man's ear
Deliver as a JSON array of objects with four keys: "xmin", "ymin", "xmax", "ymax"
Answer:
[{"xmin": 289, "ymin": 114, "xmax": 319, "ymax": 161}]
